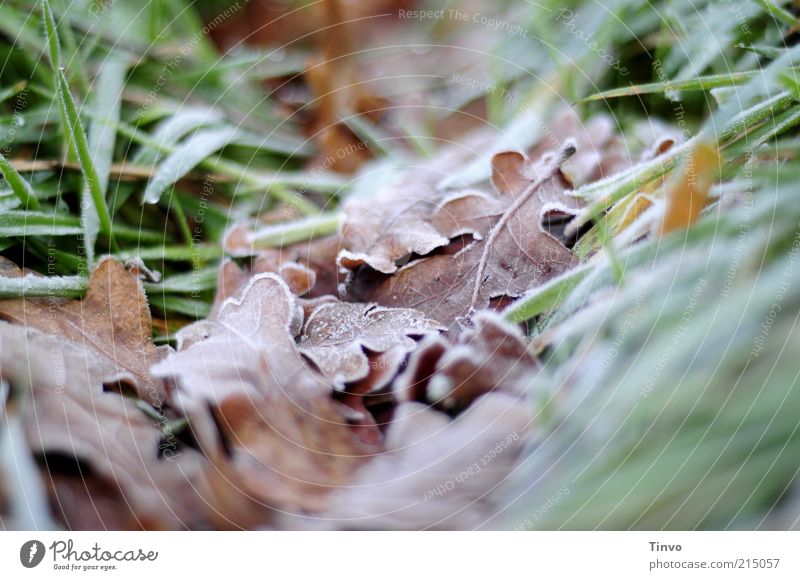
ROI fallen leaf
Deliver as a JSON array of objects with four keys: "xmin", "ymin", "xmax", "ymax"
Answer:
[
  {"xmin": 220, "ymin": 232, "xmax": 345, "ymax": 301},
  {"xmin": 152, "ymin": 273, "xmax": 377, "ymax": 522},
  {"xmin": 208, "ymin": 0, "xmax": 414, "ymax": 55},
  {"xmin": 334, "ymin": 346, "xmax": 406, "ymax": 438},
  {"xmin": 658, "ymin": 141, "xmax": 721, "ymax": 236},
  {"xmin": 320, "ymin": 392, "xmax": 530, "ymax": 530},
  {"xmin": 0, "ymin": 257, "xmax": 167, "ymax": 406},
  {"xmin": 337, "ymin": 141, "xmax": 493, "ymax": 275},
  {"xmin": 341, "ymin": 147, "xmax": 580, "ymax": 329},
  {"xmin": 397, "ymin": 312, "xmax": 538, "ymax": 413},
  {"xmin": 0, "ymin": 322, "xmax": 204, "ymax": 530},
  {"xmin": 298, "ymin": 301, "xmax": 443, "ymax": 386}
]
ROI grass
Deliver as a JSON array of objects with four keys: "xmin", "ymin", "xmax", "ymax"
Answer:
[
  {"xmin": 0, "ymin": 0, "xmax": 799, "ymax": 529},
  {"xmin": 0, "ymin": 0, "xmax": 337, "ymax": 332}
]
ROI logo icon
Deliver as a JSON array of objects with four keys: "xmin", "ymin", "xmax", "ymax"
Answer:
[{"xmin": 20, "ymin": 540, "xmax": 46, "ymax": 568}]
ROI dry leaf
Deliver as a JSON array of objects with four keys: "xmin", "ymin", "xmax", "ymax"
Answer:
[
  {"xmin": 298, "ymin": 301, "xmax": 443, "ymax": 385},
  {"xmin": 0, "ymin": 322, "xmax": 204, "ymax": 530},
  {"xmin": 658, "ymin": 141, "xmax": 721, "ymax": 236},
  {"xmin": 341, "ymin": 148, "xmax": 580, "ymax": 329},
  {"xmin": 220, "ymin": 233, "xmax": 344, "ymax": 301},
  {"xmin": 336, "ymin": 139, "xmax": 494, "ymax": 275},
  {"xmin": 398, "ymin": 312, "xmax": 538, "ymax": 412},
  {"xmin": 320, "ymin": 392, "xmax": 530, "ymax": 530},
  {"xmin": 330, "ymin": 346, "xmax": 406, "ymax": 446},
  {"xmin": 152, "ymin": 273, "xmax": 376, "ymax": 523},
  {"xmin": 0, "ymin": 257, "xmax": 167, "ymax": 406}
]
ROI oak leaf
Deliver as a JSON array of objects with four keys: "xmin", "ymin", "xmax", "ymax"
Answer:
[
  {"xmin": 0, "ymin": 257, "xmax": 167, "ymax": 406},
  {"xmin": 322, "ymin": 392, "xmax": 530, "ymax": 530},
  {"xmin": 0, "ymin": 322, "xmax": 204, "ymax": 530},
  {"xmin": 151, "ymin": 274, "xmax": 377, "ymax": 521},
  {"xmin": 219, "ymin": 233, "xmax": 344, "ymax": 303},
  {"xmin": 342, "ymin": 148, "xmax": 580, "ymax": 329},
  {"xmin": 298, "ymin": 301, "xmax": 443, "ymax": 386},
  {"xmin": 397, "ymin": 312, "xmax": 539, "ymax": 413}
]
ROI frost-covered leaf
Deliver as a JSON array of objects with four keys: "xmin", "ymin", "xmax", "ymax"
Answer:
[
  {"xmin": 152, "ymin": 274, "xmax": 376, "ymax": 521},
  {"xmin": 322, "ymin": 392, "xmax": 530, "ymax": 530},
  {"xmin": 218, "ymin": 233, "xmax": 344, "ymax": 306},
  {"xmin": 0, "ymin": 257, "xmax": 166, "ymax": 404},
  {"xmin": 298, "ymin": 302, "xmax": 443, "ymax": 385},
  {"xmin": 397, "ymin": 312, "xmax": 538, "ymax": 412},
  {"xmin": 337, "ymin": 145, "xmax": 482, "ymax": 275},
  {"xmin": 335, "ymin": 109, "xmax": 652, "ymax": 329},
  {"xmin": 0, "ymin": 321, "xmax": 204, "ymax": 530},
  {"xmin": 343, "ymin": 148, "xmax": 579, "ymax": 329}
]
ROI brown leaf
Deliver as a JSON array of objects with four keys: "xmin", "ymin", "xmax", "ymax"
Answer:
[
  {"xmin": 221, "ymin": 232, "xmax": 345, "ymax": 300},
  {"xmin": 334, "ymin": 346, "xmax": 406, "ymax": 439},
  {"xmin": 397, "ymin": 312, "xmax": 538, "ymax": 412},
  {"xmin": 321, "ymin": 392, "xmax": 530, "ymax": 530},
  {"xmin": 152, "ymin": 273, "xmax": 376, "ymax": 522},
  {"xmin": 342, "ymin": 148, "xmax": 579, "ymax": 329},
  {"xmin": 154, "ymin": 273, "xmax": 310, "ymax": 409},
  {"xmin": 0, "ymin": 257, "xmax": 167, "ymax": 406},
  {"xmin": 298, "ymin": 301, "xmax": 443, "ymax": 386},
  {"xmin": 0, "ymin": 322, "xmax": 204, "ymax": 530},
  {"xmin": 337, "ymin": 144, "xmax": 490, "ymax": 275}
]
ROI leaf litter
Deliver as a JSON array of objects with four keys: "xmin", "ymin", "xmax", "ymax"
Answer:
[{"xmin": 0, "ymin": 102, "xmax": 685, "ymax": 530}]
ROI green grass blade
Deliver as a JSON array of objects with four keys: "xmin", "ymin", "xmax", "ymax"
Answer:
[
  {"xmin": 0, "ymin": 273, "xmax": 87, "ymax": 298},
  {"xmin": 0, "ymin": 154, "xmax": 41, "ymax": 210},
  {"xmin": 579, "ymin": 71, "xmax": 760, "ymax": 102},
  {"xmin": 117, "ymin": 244, "xmax": 222, "ymax": 263},
  {"xmin": 143, "ymin": 126, "xmax": 238, "ymax": 204},
  {"xmin": 148, "ymin": 293, "xmax": 211, "ymax": 318},
  {"xmin": 570, "ymin": 137, "xmax": 695, "ymax": 229},
  {"xmin": 43, "ymin": 0, "xmax": 115, "ymax": 257},
  {"xmin": 234, "ymin": 212, "xmax": 341, "ymax": 253},
  {"xmin": 504, "ymin": 261, "xmax": 594, "ymax": 323},
  {"xmin": 88, "ymin": 54, "xmax": 128, "ymax": 197},
  {"xmin": 56, "ymin": 68, "xmax": 115, "ymax": 252},
  {"xmin": 725, "ymin": 104, "xmax": 800, "ymax": 159},
  {"xmin": 131, "ymin": 106, "xmax": 224, "ymax": 165},
  {"xmin": 0, "ymin": 81, "xmax": 27, "ymax": 104},
  {"xmin": 143, "ymin": 266, "xmax": 218, "ymax": 294},
  {"xmin": 43, "ymin": 0, "xmax": 78, "ymax": 162},
  {"xmin": 752, "ymin": 0, "xmax": 798, "ymax": 27},
  {"xmin": 42, "ymin": 0, "xmax": 60, "ymax": 73},
  {"xmin": 0, "ymin": 211, "xmax": 82, "ymax": 236}
]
